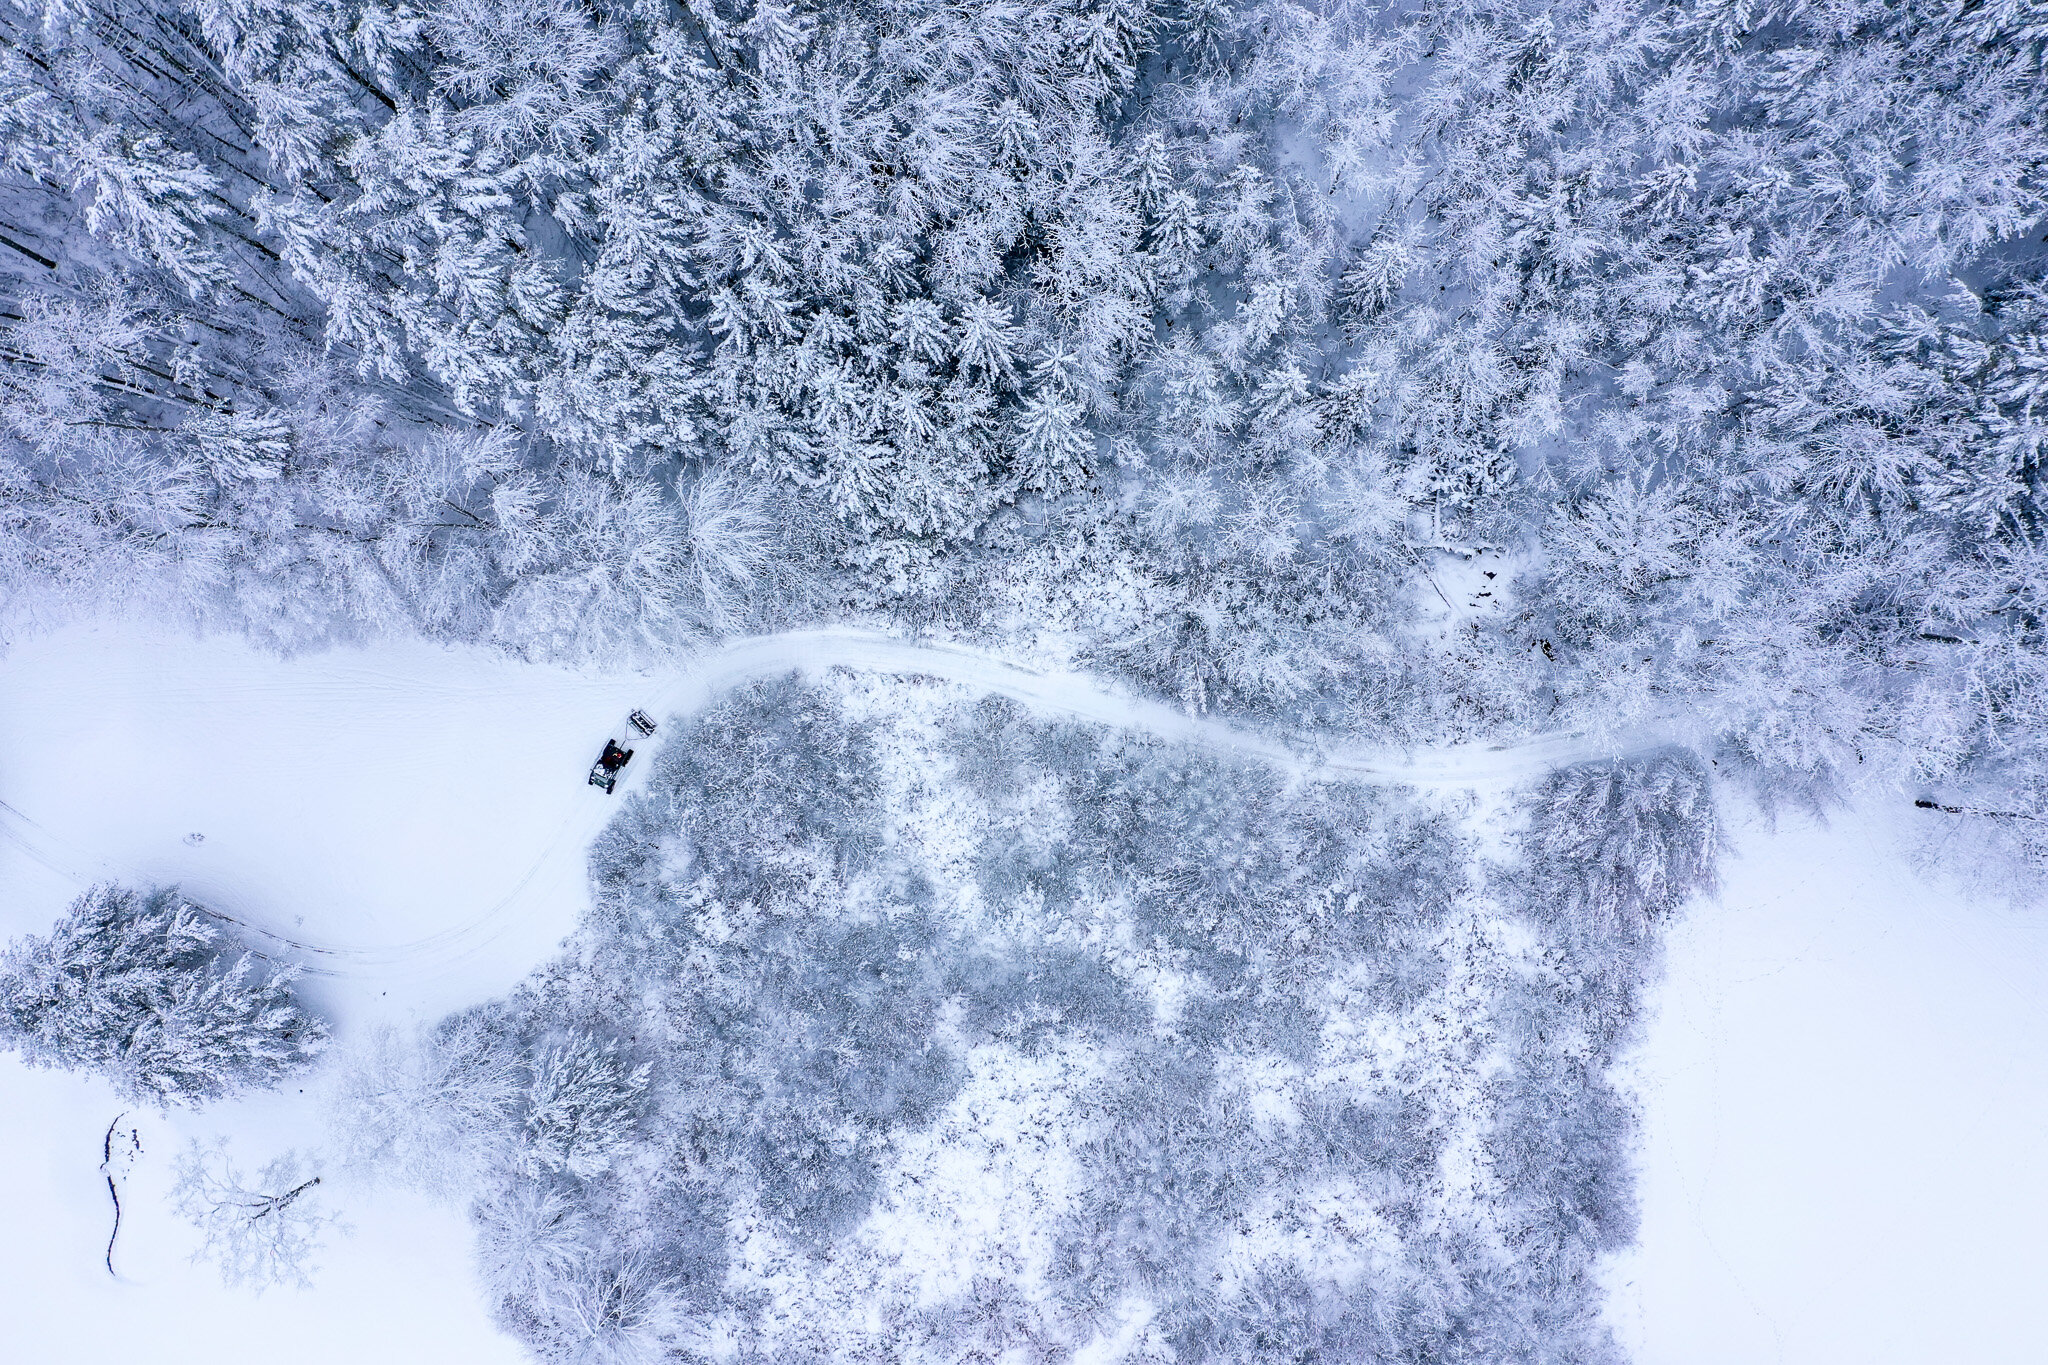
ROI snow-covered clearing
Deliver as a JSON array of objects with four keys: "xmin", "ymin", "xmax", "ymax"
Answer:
[
  {"xmin": 1606, "ymin": 804, "xmax": 2048, "ymax": 1363},
  {"xmin": 0, "ymin": 624, "xmax": 652, "ymax": 1015},
  {"xmin": 3, "ymin": 623, "xmax": 2042, "ymax": 1362},
  {"xmin": 0, "ymin": 625, "xmax": 631, "ymax": 1363}
]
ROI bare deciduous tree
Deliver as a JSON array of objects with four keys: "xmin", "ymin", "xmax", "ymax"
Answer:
[{"xmin": 171, "ymin": 1139, "xmax": 341, "ymax": 1292}]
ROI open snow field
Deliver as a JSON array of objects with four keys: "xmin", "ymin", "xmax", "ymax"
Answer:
[
  {"xmin": 3, "ymin": 623, "xmax": 2045, "ymax": 1362},
  {"xmin": 1605, "ymin": 805, "xmax": 2048, "ymax": 1363},
  {"xmin": 0, "ymin": 625, "xmax": 646, "ymax": 1363}
]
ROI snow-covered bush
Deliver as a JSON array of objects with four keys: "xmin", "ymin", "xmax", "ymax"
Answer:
[
  {"xmin": 507, "ymin": 1254, "xmax": 687, "ymax": 1365},
  {"xmin": 0, "ymin": 884, "xmax": 328, "ymax": 1108},
  {"xmin": 325, "ymin": 1009, "xmax": 525, "ymax": 1192}
]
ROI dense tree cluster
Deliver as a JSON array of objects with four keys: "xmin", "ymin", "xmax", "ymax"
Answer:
[
  {"xmin": 3, "ymin": 0, "xmax": 2044, "ymax": 817},
  {"xmin": 329, "ymin": 676, "xmax": 1696, "ymax": 1363},
  {"xmin": 1526, "ymin": 749, "xmax": 1719, "ymax": 943}
]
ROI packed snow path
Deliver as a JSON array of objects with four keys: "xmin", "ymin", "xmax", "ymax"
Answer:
[{"xmin": 0, "ymin": 625, "xmax": 1680, "ymax": 1001}]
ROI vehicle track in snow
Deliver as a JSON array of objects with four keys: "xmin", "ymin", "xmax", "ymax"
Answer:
[{"xmin": 0, "ymin": 628, "xmax": 1689, "ymax": 980}]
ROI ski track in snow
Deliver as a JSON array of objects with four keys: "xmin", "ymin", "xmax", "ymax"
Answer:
[{"xmin": 0, "ymin": 627, "xmax": 1682, "ymax": 982}]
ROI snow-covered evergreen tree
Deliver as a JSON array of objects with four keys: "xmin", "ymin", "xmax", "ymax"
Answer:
[
  {"xmin": 1526, "ymin": 751, "xmax": 1721, "ymax": 941},
  {"xmin": 0, "ymin": 883, "xmax": 328, "ymax": 1107}
]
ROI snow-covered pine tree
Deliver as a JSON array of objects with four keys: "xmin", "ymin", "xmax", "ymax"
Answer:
[{"xmin": 0, "ymin": 883, "xmax": 328, "ymax": 1107}]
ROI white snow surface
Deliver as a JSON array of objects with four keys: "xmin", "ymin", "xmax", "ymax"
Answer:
[
  {"xmin": 0, "ymin": 1063, "xmax": 526, "ymax": 1365},
  {"xmin": 1605, "ymin": 804, "xmax": 2048, "ymax": 1364},
  {"xmin": 2, "ymin": 622, "xmax": 2043, "ymax": 1362}
]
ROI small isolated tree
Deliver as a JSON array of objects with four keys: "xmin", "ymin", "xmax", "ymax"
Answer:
[
  {"xmin": 171, "ymin": 1139, "xmax": 340, "ymax": 1292},
  {"xmin": 0, "ymin": 884, "xmax": 328, "ymax": 1107}
]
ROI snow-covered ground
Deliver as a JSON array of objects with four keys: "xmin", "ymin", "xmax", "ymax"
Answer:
[
  {"xmin": 0, "ymin": 624, "xmax": 656, "ymax": 1020},
  {"xmin": 0, "ymin": 625, "xmax": 639, "ymax": 1364},
  {"xmin": 3, "ymin": 623, "xmax": 2043, "ymax": 1362},
  {"xmin": 0, "ymin": 1062, "xmax": 526, "ymax": 1364},
  {"xmin": 1605, "ymin": 804, "xmax": 2048, "ymax": 1363}
]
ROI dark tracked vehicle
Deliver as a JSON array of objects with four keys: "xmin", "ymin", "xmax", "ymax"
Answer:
[{"xmin": 588, "ymin": 709, "xmax": 659, "ymax": 794}]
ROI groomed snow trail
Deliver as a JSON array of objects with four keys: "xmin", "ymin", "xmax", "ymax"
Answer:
[
  {"xmin": 665, "ymin": 630, "xmax": 1687, "ymax": 789},
  {"xmin": 0, "ymin": 625, "xmax": 1682, "ymax": 996}
]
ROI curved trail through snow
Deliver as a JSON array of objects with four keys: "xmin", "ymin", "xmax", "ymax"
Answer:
[
  {"xmin": 716, "ymin": 630, "xmax": 1686, "ymax": 788},
  {"xmin": 0, "ymin": 628, "xmax": 1685, "ymax": 980}
]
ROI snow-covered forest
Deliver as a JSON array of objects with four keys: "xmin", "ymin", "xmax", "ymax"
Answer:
[
  {"xmin": 3, "ymin": 0, "xmax": 2047, "ymax": 1359},
  {"xmin": 8, "ymin": 0, "xmax": 2047, "ymax": 791}
]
